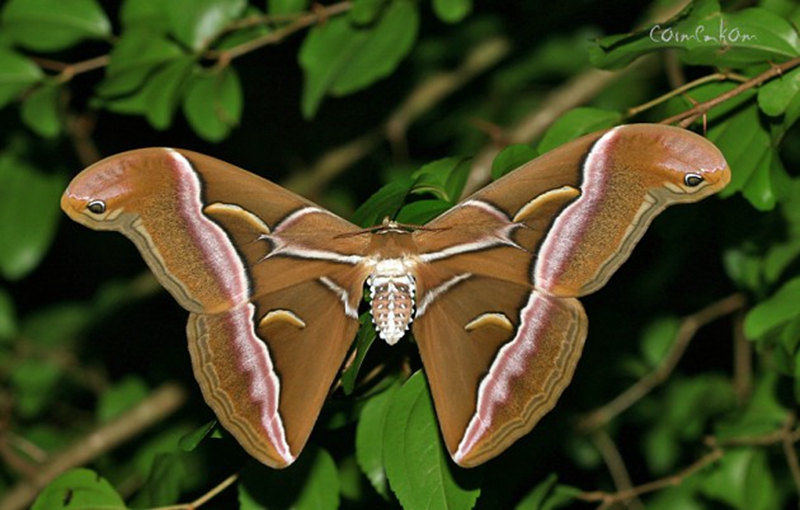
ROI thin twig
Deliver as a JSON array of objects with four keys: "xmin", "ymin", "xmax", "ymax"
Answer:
[
  {"xmin": 625, "ymin": 71, "xmax": 747, "ymax": 118},
  {"xmin": 0, "ymin": 383, "xmax": 187, "ymax": 510},
  {"xmin": 578, "ymin": 293, "xmax": 746, "ymax": 433},
  {"xmin": 208, "ymin": 2, "xmax": 353, "ymax": 62},
  {"xmin": 578, "ymin": 447, "xmax": 724, "ymax": 506},
  {"xmin": 660, "ymin": 56, "xmax": 800, "ymax": 127},
  {"xmin": 591, "ymin": 430, "xmax": 644, "ymax": 510},
  {"xmin": 151, "ymin": 473, "xmax": 239, "ymax": 510}
]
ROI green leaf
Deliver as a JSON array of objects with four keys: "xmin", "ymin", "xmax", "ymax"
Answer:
[
  {"xmin": 183, "ymin": 66, "xmax": 243, "ymax": 142},
  {"xmin": 590, "ymin": 0, "xmax": 800, "ymax": 69},
  {"xmin": 395, "ymin": 199, "xmax": 452, "ymax": 225},
  {"xmin": 715, "ymin": 373, "xmax": 788, "ymax": 439},
  {"xmin": 162, "ymin": 0, "xmax": 247, "ymax": 51},
  {"xmin": 701, "ymin": 449, "xmax": 778, "ymax": 510},
  {"xmin": 119, "ymin": 0, "xmax": 169, "ymax": 32},
  {"xmin": 133, "ymin": 451, "xmax": 202, "ymax": 507},
  {"xmin": 350, "ymin": 0, "xmax": 385, "ymax": 25},
  {"xmin": 21, "ymin": 84, "xmax": 62, "ymax": 138},
  {"xmin": 355, "ymin": 383, "xmax": 399, "ymax": 499},
  {"xmin": 300, "ymin": 0, "xmax": 419, "ymax": 117},
  {"xmin": 268, "ymin": 0, "xmax": 309, "ymax": 16},
  {"xmin": 537, "ymin": 107, "xmax": 621, "ymax": 153},
  {"xmin": 0, "ymin": 48, "xmax": 43, "ymax": 108},
  {"xmin": 0, "ymin": 288, "xmax": 18, "ymax": 342},
  {"xmin": 515, "ymin": 474, "xmax": 580, "ymax": 510},
  {"xmin": 32, "ymin": 468, "xmax": 126, "ymax": 510},
  {"xmin": 491, "ymin": 144, "xmax": 538, "ymax": 181},
  {"xmin": 0, "ymin": 154, "xmax": 66, "ymax": 280},
  {"xmin": 432, "ymin": 0, "xmax": 472, "ymax": 23},
  {"xmin": 2, "ymin": 0, "xmax": 111, "ymax": 52},
  {"xmin": 143, "ymin": 57, "xmax": 196, "ymax": 130},
  {"xmin": 239, "ymin": 447, "xmax": 339, "ymax": 510},
  {"xmin": 350, "ymin": 176, "xmax": 415, "ymax": 228},
  {"xmin": 758, "ymin": 68, "xmax": 800, "ymax": 117},
  {"xmin": 98, "ymin": 376, "xmax": 149, "ymax": 422},
  {"xmin": 341, "ymin": 314, "xmax": 377, "ymax": 395},
  {"xmin": 411, "ymin": 157, "xmax": 471, "ymax": 202},
  {"xmin": 383, "ymin": 371, "xmax": 481, "ymax": 509},
  {"xmin": 98, "ymin": 30, "xmax": 184, "ymax": 97},
  {"xmin": 179, "ymin": 420, "xmax": 218, "ymax": 452},
  {"xmin": 744, "ymin": 276, "xmax": 800, "ymax": 339}
]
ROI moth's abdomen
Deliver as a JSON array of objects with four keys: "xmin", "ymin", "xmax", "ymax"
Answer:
[{"xmin": 368, "ymin": 273, "xmax": 415, "ymax": 345}]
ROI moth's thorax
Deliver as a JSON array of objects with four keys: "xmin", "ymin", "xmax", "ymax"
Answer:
[{"xmin": 367, "ymin": 258, "xmax": 417, "ymax": 345}]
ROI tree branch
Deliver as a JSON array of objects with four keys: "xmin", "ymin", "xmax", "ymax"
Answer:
[
  {"xmin": 577, "ymin": 293, "xmax": 746, "ymax": 433},
  {"xmin": 0, "ymin": 383, "xmax": 187, "ymax": 510},
  {"xmin": 282, "ymin": 35, "xmax": 512, "ymax": 198},
  {"xmin": 659, "ymin": 56, "xmax": 800, "ymax": 127}
]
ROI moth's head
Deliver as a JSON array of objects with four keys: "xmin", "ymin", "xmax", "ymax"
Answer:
[
  {"xmin": 61, "ymin": 149, "xmax": 172, "ymax": 230},
  {"xmin": 614, "ymin": 124, "xmax": 731, "ymax": 202}
]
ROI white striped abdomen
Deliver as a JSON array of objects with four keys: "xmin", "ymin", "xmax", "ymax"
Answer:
[{"xmin": 368, "ymin": 269, "xmax": 416, "ymax": 345}]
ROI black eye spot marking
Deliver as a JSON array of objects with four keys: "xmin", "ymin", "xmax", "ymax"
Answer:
[
  {"xmin": 684, "ymin": 173, "xmax": 704, "ymax": 187},
  {"xmin": 87, "ymin": 200, "xmax": 106, "ymax": 214}
]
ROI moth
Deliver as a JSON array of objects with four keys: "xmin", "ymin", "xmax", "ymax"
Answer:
[{"xmin": 61, "ymin": 124, "xmax": 730, "ymax": 468}]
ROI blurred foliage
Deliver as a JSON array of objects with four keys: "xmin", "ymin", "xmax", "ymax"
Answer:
[{"xmin": 1, "ymin": 0, "xmax": 800, "ymax": 509}]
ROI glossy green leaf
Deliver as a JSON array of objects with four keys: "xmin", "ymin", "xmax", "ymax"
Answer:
[
  {"xmin": 383, "ymin": 371, "xmax": 481, "ymax": 510},
  {"xmin": 239, "ymin": 447, "xmax": 339, "ymax": 510},
  {"xmin": 0, "ymin": 154, "xmax": 66, "ymax": 280},
  {"xmin": 350, "ymin": 0, "xmax": 385, "ymax": 25},
  {"xmin": 701, "ymin": 449, "xmax": 778, "ymax": 510},
  {"xmin": 268, "ymin": 0, "xmax": 309, "ymax": 15},
  {"xmin": 214, "ymin": 5, "xmax": 271, "ymax": 50},
  {"xmin": 21, "ymin": 84, "xmax": 61, "ymax": 138},
  {"xmin": 162, "ymin": 0, "xmax": 247, "ymax": 51},
  {"xmin": 98, "ymin": 30, "xmax": 184, "ymax": 97},
  {"xmin": 183, "ymin": 66, "xmax": 243, "ymax": 141},
  {"xmin": 395, "ymin": 199, "xmax": 452, "ymax": 225},
  {"xmin": 133, "ymin": 451, "xmax": 201, "ymax": 507},
  {"xmin": 2, "ymin": 0, "xmax": 111, "ymax": 52},
  {"xmin": 432, "ymin": 0, "xmax": 472, "ymax": 23},
  {"xmin": 355, "ymin": 383, "xmax": 399, "ymax": 499},
  {"xmin": 300, "ymin": 0, "xmax": 418, "ymax": 117},
  {"xmin": 758, "ymin": 68, "xmax": 800, "ymax": 117},
  {"xmin": 119, "ymin": 0, "xmax": 169, "ymax": 31},
  {"xmin": 179, "ymin": 420, "xmax": 219, "ymax": 452},
  {"xmin": 98, "ymin": 376, "xmax": 149, "ymax": 422},
  {"xmin": 515, "ymin": 474, "xmax": 580, "ymax": 510},
  {"xmin": 590, "ymin": 0, "xmax": 800, "ymax": 69},
  {"xmin": 143, "ymin": 57, "xmax": 196, "ymax": 130},
  {"xmin": 537, "ymin": 107, "xmax": 621, "ymax": 153},
  {"xmin": 341, "ymin": 314, "xmax": 377, "ymax": 395},
  {"xmin": 0, "ymin": 48, "xmax": 43, "ymax": 108},
  {"xmin": 350, "ymin": 176, "xmax": 415, "ymax": 228},
  {"xmin": 491, "ymin": 144, "xmax": 538, "ymax": 181},
  {"xmin": 411, "ymin": 157, "xmax": 471, "ymax": 202},
  {"xmin": 745, "ymin": 276, "xmax": 800, "ymax": 339},
  {"xmin": 31, "ymin": 468, "xmax": 126, "ymax": 510}
]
